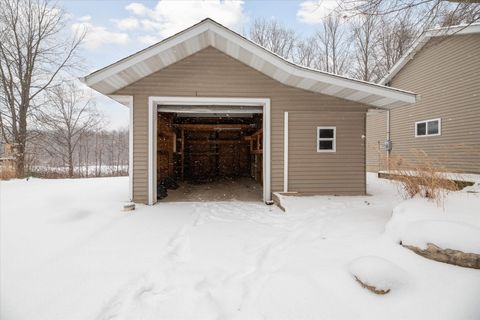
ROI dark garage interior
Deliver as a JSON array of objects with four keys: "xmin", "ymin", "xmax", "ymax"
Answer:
[{"xmin": 156, "ymin": 107, "xmax": 263, "ymax": 201}]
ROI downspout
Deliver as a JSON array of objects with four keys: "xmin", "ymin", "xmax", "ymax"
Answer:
[{"xmin": 386, "ymin": 110, "xmax": 391, "ymax": 172}]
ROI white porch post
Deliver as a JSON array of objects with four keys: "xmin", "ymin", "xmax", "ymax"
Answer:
[
  {"xmin": 148, "ymin": 97, "xmax": 157, "ymax": 205},
  {"xmin": 283, "ymin": 111, "xmax": 288, "ymax": 193}
]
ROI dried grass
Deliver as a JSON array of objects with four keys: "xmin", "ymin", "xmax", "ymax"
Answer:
[
  {"xmin": 0, "ymin": 168, "xmax": 16, "ymax": 180},
  {"xmin": 382, "ymin": 149, "xmax": 460, "ymax": 206}
]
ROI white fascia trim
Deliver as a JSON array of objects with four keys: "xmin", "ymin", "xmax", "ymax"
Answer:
[
  {"xmin": 85, "ymin": 19, "xmax": 416, "ymax": 105},
  {"xmin": 85, "ymin": 24, "xmax": 210, "ymax": 86},
  {"xmin": 380, "ymin": 23, "xmax": 480, "ymax": 85},
  {"xmin": 283, "ymin": 112, "xmax": 288, "ymax": 193},
  {"xmin": 209, "ymin": 23, "xmax": 416, "ymax": 104},
  {"xmin": 149, "ymin": 96, "xmax": 272, "ymax": 205},
  {"xmin": 109, "ymin": 95, "xmax": 134, "ymax": 201}
]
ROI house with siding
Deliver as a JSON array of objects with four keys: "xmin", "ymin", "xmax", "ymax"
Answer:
[
  {"xmin": 367, "ymin": 23, "xmax": 480, "ymax": 174},
  {"xmin": 81, "ymin": 19, "xmax": 416, "ymax": 205}
]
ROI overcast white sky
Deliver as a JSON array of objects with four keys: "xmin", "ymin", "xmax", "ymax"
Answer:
[{"xmin": 61, "ymin": 0, "xmax": 339, "ymax": 129}]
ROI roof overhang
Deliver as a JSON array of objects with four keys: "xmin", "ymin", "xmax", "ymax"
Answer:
[
  {"xmin": 81, "ymin": 18, "xmax": 416, "ymax": 109},
  {"xmin": 380, "ymin": 23, "xmax": 480, "ymax": 85}
]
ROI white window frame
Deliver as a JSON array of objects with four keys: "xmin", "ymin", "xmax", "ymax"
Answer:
[
  {"xmin": 317, "ymin": 126, "xmax": 336, "ymax": 153},
  {"xmin": 415, "ymin": 118, "xmax": 441, "ymax": 137}
]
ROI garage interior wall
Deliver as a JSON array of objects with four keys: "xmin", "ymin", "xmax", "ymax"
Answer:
[{"xmin": 156, "ymin": 111, "xmax": 263, "ymax": 199}]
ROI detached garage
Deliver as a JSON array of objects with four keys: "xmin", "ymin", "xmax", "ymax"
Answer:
[{"xmin": 81, "ymin": 19, "xmax": 416, "ymax": 205}]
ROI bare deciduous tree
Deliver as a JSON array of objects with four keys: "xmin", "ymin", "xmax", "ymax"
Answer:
[
  {"xmin": 339, "ymin": 0, "xmax": 479, "ymax": 24},
  {"xmin": 39, "ymin": 81, "xmax": 101, "ymax": 177},
  {"xmin": 315, "ymin": 14, "xmax": 352, "ymax": 75},
  {"xmin": 440, "ymin": 2, "xmax": 480, "ymax": 26},
  {"xmin": 283, "ymin": 0, "xmax": 479, "ymax": 81},
  {"xmin": 351, "ymin": 14, "xmax": 380, "ymax": 81},
  {"xmin": 0, "ymin": 0, "xmax": 84, "ymax": 177},
  {"xmin": 249, "ymin": 18, "xmax": 297, "ymax": 60},
  {"xmin": 294, "ymin": 37, "xmax": 318, "ymax": 69},
  {"xmin": 375, "ymin": 11, "xmax": 418, "ymax": 77}
]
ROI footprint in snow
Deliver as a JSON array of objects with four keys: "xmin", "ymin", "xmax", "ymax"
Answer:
[{"xmin": 167, "ymin": 226, "xmax": 192, "ymax": 262}]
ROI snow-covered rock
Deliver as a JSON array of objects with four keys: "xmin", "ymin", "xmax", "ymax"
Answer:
[
  {"xmin": 349, "ymin": 256, "xmax": 409, "ymax": 294},
  {"xmin": 403, "ymin": 243, "xmax": 480, "ymax": 269},
  {"xmin": 402, "ymin": 220, "xmax": 480, "ymax": 255},
  {"xmin": 384, "ymin": 187, "xmax": 480, "ymax": 268},
  {"xmin": 385, "ymin": 191, "xmax": 480, "ymax": 253}
]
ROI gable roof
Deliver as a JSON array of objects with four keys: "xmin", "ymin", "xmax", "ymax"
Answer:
[
  {"xmin": 380, "ymin": 23, "xmax": 480, "ymax": 85},
  {"xmin": 81, "ymin": 18, "xmax": 416, "ymax": 109}
]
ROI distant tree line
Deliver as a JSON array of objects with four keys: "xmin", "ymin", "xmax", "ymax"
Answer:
[{"xmin": 25, "ymin": 128, "xmax": 129, "ymax": 178}]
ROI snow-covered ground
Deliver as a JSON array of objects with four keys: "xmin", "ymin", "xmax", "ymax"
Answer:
[{"xmin": 1, "ymin": 174, "xmax": 479, "ymax": 320}]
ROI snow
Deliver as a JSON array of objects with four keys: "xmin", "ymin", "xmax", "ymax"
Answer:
[
  {"xmin": 1, "ymin": 173, "xmax": 480, "ymax": 320},
  {"xmin": 348, "ymin": 256, "xmax": 409, "ymax": 292},
  {"xmin": 385, "ymin": 187, "xmax": 480, "ymax": 254},
  {"xmin": 401, "ymin": 221, "xmax": 480, "ymax": 253},
  {"xmin": 464, "ymin": 180, "xmax": 480, "ymax": 193}
]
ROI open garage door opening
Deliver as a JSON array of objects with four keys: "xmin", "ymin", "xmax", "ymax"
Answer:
[{"xmin": 156, "ymin": 105, "xmax": 263, "ymax": 202}]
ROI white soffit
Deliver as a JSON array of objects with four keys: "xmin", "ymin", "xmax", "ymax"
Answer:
[
  {"xmin": 81, "ymin": 19, "xmax": 417, "ymax": 108},
  {"xmin": 380, "ymin": 22, "xmax": 480, "ymax": 85}
]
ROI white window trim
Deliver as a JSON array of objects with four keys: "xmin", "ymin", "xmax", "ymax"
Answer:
[
  {"xmin": 415, "ymin": 118, "xmax": 441, "ymax": 137},
  {"xmin": 317, "ymin": 126, "xmax": 336, "ymax": 153}
]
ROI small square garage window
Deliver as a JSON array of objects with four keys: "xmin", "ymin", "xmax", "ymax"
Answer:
[{"xmin": 317, "ymin": 127, "xmax": 336, "ymax": 152}]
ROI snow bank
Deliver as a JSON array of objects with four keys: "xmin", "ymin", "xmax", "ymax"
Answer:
[
  {"xmin": 385, "ymin": 187, "xmax": 480, "ymax": 254},
  {"xmin": 463, "ymin": 181, "xmax": 480, "ymax": 193},
  {"xmin": 402, "ymin": 220, "xmax": 480, "ymax": 254},
  {"xmin": 349, "ymin": 256, "xmax": 409, "ymax": 293}
]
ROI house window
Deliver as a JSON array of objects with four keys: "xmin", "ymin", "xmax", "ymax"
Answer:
[
  {"xmin": 415, "ymin": 118, "xmax": 441, "ymax": 137},
  {"xmin": 317, "ymin": 127, "xmax": 336, "ymax": 152}
]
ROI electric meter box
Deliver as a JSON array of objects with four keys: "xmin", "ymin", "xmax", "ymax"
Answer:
[{"xmin": 383, "ymin": 139, "xmax": 392, "ymax": 151}]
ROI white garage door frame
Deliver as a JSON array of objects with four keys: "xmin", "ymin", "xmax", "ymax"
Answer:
[{"xmin": 148, "ymin": 96, "xmax": 271, "ymax": 205}]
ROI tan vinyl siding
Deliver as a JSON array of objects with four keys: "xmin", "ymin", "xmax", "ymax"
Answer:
[
  {"xmin": 367, "ymin": 34, "xmax": 480, "ymax": 174},
  {"xmin": 288, "ymin": 111, "xmax": 366, "ymax": 194},
  {"xmin": 115, "ymin": 46, "xmax": 368, "ymax": 203},
  {"xmin": 366, "ymin": 111, "xmax": 387, "ymax": 172}
]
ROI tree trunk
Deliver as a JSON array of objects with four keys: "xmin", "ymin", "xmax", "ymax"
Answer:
[
  {"xmin": 15, "ymin": 146, "xmax": 25, "ymax": 178},
  {"xmin": 68, "ymin": 143, "xmax": 74, "ymax": 178}
]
